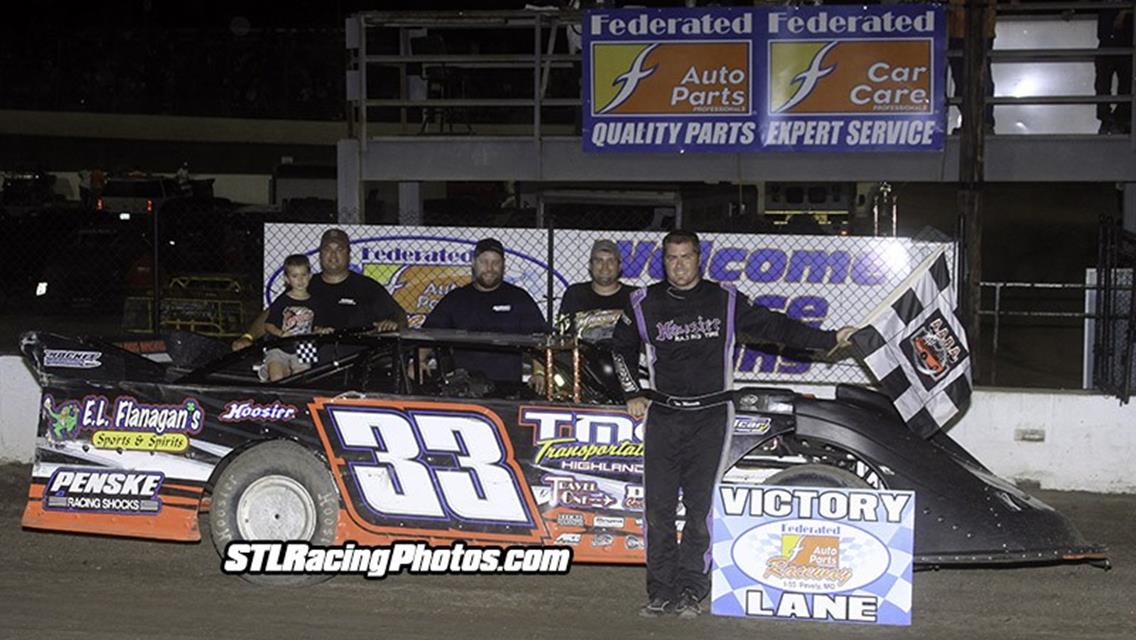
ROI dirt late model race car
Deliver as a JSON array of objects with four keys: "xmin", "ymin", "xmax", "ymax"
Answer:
[{"xmin": 19, "ymin": 328, "xmax": 1108, "ymax": 584}]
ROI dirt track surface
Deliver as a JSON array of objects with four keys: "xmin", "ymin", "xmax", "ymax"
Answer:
[{"xmin": 0, "ymin": 463, "xmax": 1133, "ymax": 640}]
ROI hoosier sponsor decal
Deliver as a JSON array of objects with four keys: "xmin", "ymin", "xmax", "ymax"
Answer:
[{"xmin": 219, "ymin": 399, "xmax": 299, "ymax": 423}]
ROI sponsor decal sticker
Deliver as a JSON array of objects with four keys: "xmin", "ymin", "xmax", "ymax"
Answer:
[
  {"xmin": 547, "ymin": 477, "xmax": 618, "ymax": 509},
  {"xmin": 733, "ymin": 415, "xmax": 772, "ymax": 436},
  {"xmin": 593, "ymin": 516, "xmax": 626, "ymax": 529},
  {"xmin": 623, "ymin": 485, "xmax": 645, "ymax": 512},
  {"xmin": 46, "ymin": 395, "xmax": 204, "ymax": 441},
  {"xmin": 43, "ymin": 468, "xmax": 164, "ymax": 515},
  {"xmin": 219, "ymin": 399, "xmax": 299, "ymax": 423},
  {"xmin": 91, "ymin": 431, "xmax": 189, "ymax": 453},
  {"xmin": 592, "ymin": 533, "xmax": 615, "ymax": 548},
  {"xmin": 520, "ymin": 407, "xmax": 644, "ymax": 475},
  {"xmin": 557, "ymin": 513, "xmax": 586, "ymax": 528},
  {"xmin": 44, "ymin": 349, "xmax": 102, "ymax": 369},
  {"xmin": 554, "ymin": 533, "xmax": 582, "ymax": 545}
]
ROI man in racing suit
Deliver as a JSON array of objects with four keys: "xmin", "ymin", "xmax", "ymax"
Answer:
[{"xmin": 611, "ymin": 230, "xmax": 853, "ymax": 618}]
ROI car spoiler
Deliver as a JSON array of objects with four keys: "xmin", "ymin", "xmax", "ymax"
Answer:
[{"xmin": 19, "ymin": 331, "xmax": 167, "ymax": 384}]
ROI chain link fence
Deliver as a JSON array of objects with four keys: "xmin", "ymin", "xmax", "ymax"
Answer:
[
  {"xmin": 0, "ymin": 193, "xmax": 344, "ymax": 350},
  {"xmin": 1094, "ymin": 218, "xmax": 1136, "ymax": 401},
  {"xmin": 259, "ymin": 220, "xmax": 952, "ymax": 386}
]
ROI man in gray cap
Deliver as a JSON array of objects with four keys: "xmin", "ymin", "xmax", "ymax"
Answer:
[
  {"xmin": 233, "ymin": 228, "xmax": 405, "ymax": 350},
  {"xmin": 557, "ymin": 238, "xmax": 631, "ymax": 340}
]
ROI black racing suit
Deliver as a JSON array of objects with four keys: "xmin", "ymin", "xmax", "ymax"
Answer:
[{"xmin": 611, "ymin": 279, "xmax": 836, "ymax": 602}]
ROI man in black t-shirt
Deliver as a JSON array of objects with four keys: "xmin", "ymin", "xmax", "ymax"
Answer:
[
  {"xmin": 232, "ymin": 228, "xmax": 406, "ymax": 350},
  {"xmin": 306, "ymin": 228, "xmax": 406, "ymax": 331},
  {"xmin": 557, "ymin": 238, "xmax": 631, "ymax": 341},
  {"xmin": 423, "ymin": 237, "xmax": 548, "ymax": 384}
]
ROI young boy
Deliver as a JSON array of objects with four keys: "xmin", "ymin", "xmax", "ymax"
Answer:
[{"xmin": 261, "ymin": 254, "xmax": 330, "ymax": 381}]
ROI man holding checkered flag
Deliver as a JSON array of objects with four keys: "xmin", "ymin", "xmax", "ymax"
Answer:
[{"xmin": 848, "ymin": 248, "xmax": 973, "ymax": 438}]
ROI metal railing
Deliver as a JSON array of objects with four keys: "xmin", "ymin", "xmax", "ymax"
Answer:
[{"xmin": 347, "ymin": 1, "xmax": 1136, "ymax": 140}]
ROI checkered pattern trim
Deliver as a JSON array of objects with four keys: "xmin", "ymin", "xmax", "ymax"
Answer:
[
  {"xmin": 850, "ymin": 249, "xmax": 972, "ymax": 438},
  {"xmin": 295, "ymin": 340, "xmax": 319, "ymax": 365}
]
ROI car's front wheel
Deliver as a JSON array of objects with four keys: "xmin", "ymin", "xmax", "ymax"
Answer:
[{"xmin": 209, "ymin": 440, "xmax": 340, "ymax": 586}]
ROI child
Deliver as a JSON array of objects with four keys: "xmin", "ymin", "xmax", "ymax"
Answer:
[{"xmin": 262, "ymin": 254, "xmax": 330, "ymax": 381}]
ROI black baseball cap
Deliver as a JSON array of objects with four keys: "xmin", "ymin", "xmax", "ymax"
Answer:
[{"xmin": 474, "ymin": 237, "xmax": 505, "ymax": 258}]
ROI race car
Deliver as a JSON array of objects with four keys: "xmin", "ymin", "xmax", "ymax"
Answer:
[{"xmin": 19, "ymin": 328, "xmax": 1108, "ymax": 585}]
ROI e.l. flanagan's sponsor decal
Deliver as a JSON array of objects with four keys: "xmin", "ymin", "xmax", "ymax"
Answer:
[
  {"xmin": 47, "ymin": 395, "xmax": 205, "ymax": 446},
  {"xmin": 219, "ymin": 400, "xmax": 299, "ymax": 423},
  {"xmin": 43, "ymin": 468, "xmax": 164, "ymax": 515},
  {"xmin": 43, "ymin": 349, "xmax": 102, "ymax": 369}
]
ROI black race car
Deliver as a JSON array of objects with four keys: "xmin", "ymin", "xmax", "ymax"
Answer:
[{"xmin": 19, "ymin": 328, "xmax": 1108, "ymax": 585}]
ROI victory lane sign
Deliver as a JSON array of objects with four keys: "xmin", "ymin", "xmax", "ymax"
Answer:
[{"xmin": 710, "ymin": 484, "xmax": 916, "ymax": 625}]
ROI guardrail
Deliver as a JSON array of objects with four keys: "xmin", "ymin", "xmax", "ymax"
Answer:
[{"xmin": 980, "ymin": 278, "xmax": 1134, "ymax": 391}]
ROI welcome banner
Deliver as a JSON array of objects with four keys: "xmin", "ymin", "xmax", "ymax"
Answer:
[{"xmin": 583, "ymin": 4, "xmax": 946, "ymax": 152}]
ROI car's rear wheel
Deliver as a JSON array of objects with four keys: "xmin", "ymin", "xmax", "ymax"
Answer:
[
  {"xmin": 764, "ymin": 463, "xmax": 871, "ymax": 489},
  {"xmin": 210, "ymin": 440, "xmax": 340, "ymax": 586}
]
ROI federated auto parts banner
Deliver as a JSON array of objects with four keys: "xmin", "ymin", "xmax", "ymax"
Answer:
[
  {"xmin": 710, "ymin": 484, "xmax": 915, "ymax": 625},
  {"xmin": 264, "ymin": 224, "xmax": 952, "ymax": 385},
  {"xmin": 583, "ymin": 4, "xmax": 946, "ymax": 152}
]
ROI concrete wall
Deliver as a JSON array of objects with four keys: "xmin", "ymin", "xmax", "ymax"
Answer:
[
  {"xmin": 2, "ymin": 355, "xmax": 1132, "ymax": 493},
  {"xmin": 0, "ymin": 357, "xmax": 40, "ymax": 464}
]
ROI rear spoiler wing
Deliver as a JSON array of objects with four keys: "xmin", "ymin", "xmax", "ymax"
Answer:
[{"xmin": 19, "ymin": 331, "xmax": 167, "ymax": 385}]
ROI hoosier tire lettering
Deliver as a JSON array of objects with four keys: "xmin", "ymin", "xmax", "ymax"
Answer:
[{"xmin": 209, "ymin": 440, "xmax": 340, "ymax": 587}]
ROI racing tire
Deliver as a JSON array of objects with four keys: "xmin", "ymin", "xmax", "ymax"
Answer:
[
  {"xmin": 209, "ymin": 440, "xmax": 340, "ymax": 586},
  {"xmin": 764, "ymin": 463, "xmax": 871, "ymax": 489}
]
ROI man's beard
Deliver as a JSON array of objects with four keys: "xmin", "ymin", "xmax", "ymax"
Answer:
[{"xmin": 476, "ymin": 271, "xmax": 502, "ymax": 290}]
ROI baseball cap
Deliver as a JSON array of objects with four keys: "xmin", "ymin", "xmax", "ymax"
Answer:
[
  {"xmin": 320, "ymin": 228, "xmax": 350, "ymax": 249},
  {"xmin": 474, "ymin": 237, "xmax": 505, "ymax": 258},
  {"xmin": 590, "ymin": 239, "xmax": 619, "ymax": 260}
]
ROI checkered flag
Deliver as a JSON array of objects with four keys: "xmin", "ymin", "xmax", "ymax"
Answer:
[
  {"xmin": 849, "ymin": 248, "xmax": 972, "ymax": 438},
  {"xmin": 295, "ymin": 340, "xmax": 319, "ymax": 365}
]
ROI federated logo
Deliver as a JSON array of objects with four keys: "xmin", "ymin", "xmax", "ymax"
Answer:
[
  {"xmin": 769, "ymin": 39, "xmax": 933, "ymax": 115},
  {"xmin": 901, "ymin": 310, "xmax": 967, "ymax": 388},
  {"xmin": 591, "ymin": 41, "xmax": 751, "ymax": 116},
  {"xmin": 765, "ymin": 534, "xmax": 851, "ymax": 585},
  {"xmin": 732, "ymin": 519, "xmax": 891, "ymax": 594}
]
